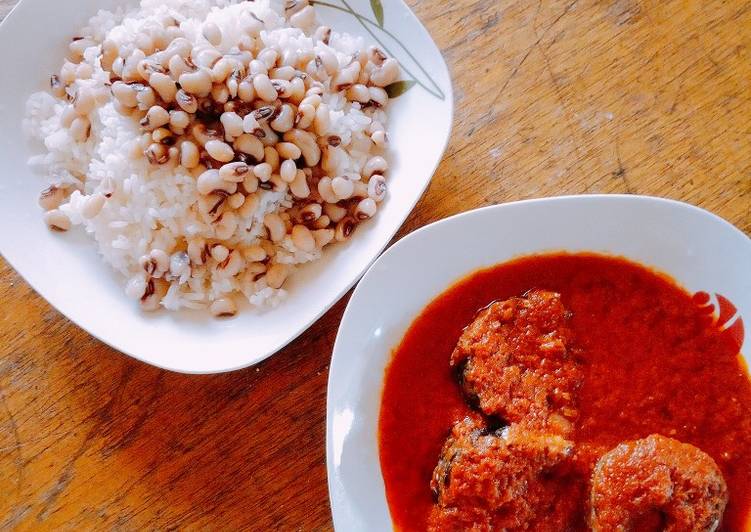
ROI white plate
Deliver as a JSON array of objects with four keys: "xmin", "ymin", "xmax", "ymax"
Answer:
[
  {"xmin": 0, "ymin": 0, "xmax": 452, "ymax": 373},
  {"xmin": 326, "ymin": 195, "xmax": 751, "ymax": 530}
]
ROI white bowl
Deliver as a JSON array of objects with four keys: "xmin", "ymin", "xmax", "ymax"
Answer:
[
  {"xmin": 0, "ymin": 0, "xmax": 452, "ymax": 373},
  {"xmin": 326, "ymin": 195, "xmax": 751, "ymax": 530}
]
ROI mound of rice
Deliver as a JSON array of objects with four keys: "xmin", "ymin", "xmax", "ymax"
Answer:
[{"xmin": 25, "ymin": 0, "xmax": 397, "ymax": 315}]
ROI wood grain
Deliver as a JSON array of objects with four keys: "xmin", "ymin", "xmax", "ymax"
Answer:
[{"xmin": 1, "ymin": 0, "xmax": 749, "ymax": 529}]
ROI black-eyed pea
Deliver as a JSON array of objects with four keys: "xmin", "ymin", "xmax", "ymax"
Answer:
[
  {"xmin": 152, "ymin": 127, "xmax": 175, "ymax": 145},
  {"xmin": 170, "ymin": 110, "xmax": 190, "ymax": 130},
  {"xmin": 68, "ymin": 37, "xmax": 96, "ymax": 62},
  {"xmin": 234, "ymin": 133, "xmax": 265, "ymax": 162},
  {"xmin": 291, "ymin": 224, "xmax": 316, "ymax": 252},
  {"xmin": 180, "ymin": 140, "xmax": 200, "ymax": 169},
  {"xmin": 239, "ymin": 192, "xmax": 260, "ymax": 218},
  {"xmin": 210, "ymin": 298, "xmax": 237, "ymax": 318},
  {"xmin": 238, "ymin": 79, "xmax": 255, "ymax": 101},
  {"xmin": 221, "ymin": 111, "xmax": 244, "ymax": 139},
  {"xmin": 211, "ymin": 82, "xmax": 230, "ymax": 104},
  {"xmin": 368, "ymin": 45, "xmax": 388, "ymax": 66},
  {"xmin": 145, "ymin": 143, "xmax": 169, "ymax": 165},
  {"xmin": 290, "ymin": 170, "xmax": 310, "ymax": 199},
  {"xmin": 214, "ymin": 212, "xmax": 238, "ymax": 240},
  {"xmin": 264, "ymin": 146, "xmax": 280, "ymax": 171},
  {"xmin": 313, "ymin": 214, "xmax": 331, "ymax": 230},
  {"xmin": 197, "ymin": 169, "xmax": 237, "ymax": 195},
  {"xmin": 258, "ymin": 48, "xmax": 279, "ymax": 69},
  {"xmin": 253, "ymin": 74, "xmax": 278, "ymax": 102},
  {"xmin": 140, "ymin": 278, "xmax": 168, "ymax": 312},
  {"xmin": 210, "ymin": 244, "xmax": 230, "ymax": 262},
  {"xmin": 335, "ymin": 216, "xmax": 356, "ymax": 241},
  {"xmin": 202, "ymin": 22, "xmax": 223, "ymax": 47},
  {"xmin": 249, "ymin": 59, "xmax": 268, "ymax": 76},
  {"xmin": 324, "ymin": 202, "xmax": 347, "ymax": 223},
  {"xmin": 264, "ymin": 212, "xmax": 287, "ymax": 242},
  {"xmin": 243, "ymin": 245, "xmax": 267, "ymax": 263},
  {"xmin": 295, "ymin": 103, "xmax": 315, "ymax": 129},
  {"xmin": 288, "ymin": 77, "xmax": 306, "ymax": 104},
  {"xmin": 135, "ymin": 85, "xmax": 157, "ymax": 110},
  {"xmin": 205, "ymin": 140, "xmax": 235, "ymax": 163},
  {"xmin": 243, "ymin": 174, "xmax": 259, "ymax": 194},
  {"xmin": 137, "ymin": 58, "xmax": 164, "ymax": 81},
  {"xmin": 290, "ymin": 5, "xmax": 315, "ymax": 29},
  {"xmin": 371, "ymin": 130, "xmax": 388, "ymax": 148},
  {"xmin": 283, "ymin": 128, "xmax": 320, "ymax": 166},
  {"xmin": 266, "ymin": 263, "xmax": 289, "ymax": 289},
  {"xmin": 314, "ymin": 103, "xmax": 330, "ymax": 136},
  {"xmin": 331, "ymin": 176, "xmax": 354, "ymax": 200},
  {"xmin": 270, "ymin": 66, "xmax": 295, "ymax": 81},
  {"xmin": 211, "ymin": 57, "xmax": 236, "ymax": 83},
  {"xmin": 60, "ymin": 105, "xmax": 77, "ymax": 128},
  {"xmin": 270, "ymin": 104, "xmax": 295, "ymax": 132},
  {"xmin": 179, "ymin": 68, "xmax": 213, "ymax": 97},
  {"xmin": 312, "ymin": 228, "xmax": 335, "ymax": 248},
  {"xmin": 187, "ymin": 238, "xmax": 207, "ymax": 265},
  {"xmin": 269, "ymin": 174, "xmax": 288, "ymax": 193},
  {"xmin": 370, "ymin": 58, "xmax": 399, "ymax": 87},
  {"xmin": 81, "ymin": 193, "xmax": 106, "ymax": 219},
  {"xmin": 346, "ymin": 84, "xmax": 370, "ymax": 103},
  {"xmin": 70, "ymin": 116, "xmax": 91, "ymax": 142},
  {"xmin": 168, "ymin": 54, "xmax": 191, "ymax": 80},
  {"xmin": 219, "ymin": 162, "xmax": 250, "ymax": 183},
  {"xmin": 38, "ymin": 185, "xmax": 68, "ymax": 211},
  {"xmin": 228, "ymin": 192, "xmax": 245, "ymax": 210},
  {"xmin": 317, "ymin": 177, "xmax": 338, "ymax": 204},
  {"xmin": 276, "ymin": 142, "xmax": 302, "ymax": 160},
  {"xmin": 73, "ymin": 87, "xmax": 96, "ymax": 116},
  {"xmin": 280, "ymin": 159, "xmax": 297, "ymax": 183},
  {"xmin": 44, "ymin": 209, "xmax": 71, "ymax": 232},
  {"xmin": 112, "ymin": 81, "xmax": 138, "ymax": 108},
  {"xmin": 369, "ymin": 86, "xmax": 389, "ymax": 107},
  {"xmin": 141, "ymin": 105, "xmax": 170, "ymax": 130},
  {"xmin": 149, "ymin": 72, "xmax": 177, "ymax": 102},
  {"xmin": 314, "ymin": 25, "xmax": 332, "ymax": 45},
  {"xmin": 363, "ymin": 155, "xmax": 388, "ymax": 178},
  {"xmin": 254, "ymin": 162, "xmax": 273, "ymax": 182},
  {"xmin": 354, "ymin": 198, "xmax": 377, "ymax": 220},
  {"xmin": 368, "ymin": 174, "xmax": 387, "ymax": 202},
  {"xmin": 175, "ymin": 89, "xmax": 198, "ymax": 113}
]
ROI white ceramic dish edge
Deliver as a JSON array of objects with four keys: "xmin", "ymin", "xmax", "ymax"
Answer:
[
  {"xmin": 326, "ymin": 194, "xmax": 751, "ymax": 530},
  {"xmin": 0, "ymin": 0, "xmax": 454, "ymax": 374}
]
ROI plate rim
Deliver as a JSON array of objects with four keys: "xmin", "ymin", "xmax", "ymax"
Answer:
[
  {"xmin": 0, "ymin": 0, "xmax": 455, "ymax": 374},
  {"xmin": 325, "ymin": 193, "xmax": 751, "ymax": 528}
]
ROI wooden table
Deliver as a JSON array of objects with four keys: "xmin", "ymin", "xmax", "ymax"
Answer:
[{"xmin": 1, "ymin": 0, "xmax": 749, "ymax": 529}]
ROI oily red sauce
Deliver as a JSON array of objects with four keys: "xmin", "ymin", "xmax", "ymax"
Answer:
[{"xmin": 378, "ymin": 253, "xmax": 751, "ymax": 531}]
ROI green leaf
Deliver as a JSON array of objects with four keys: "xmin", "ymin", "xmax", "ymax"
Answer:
[
  {"xmin": 385, "ymin": 80, "xmax": 416, "ymax": 98},
  {"xmin": 370, "ymin": 0, "xmax": 384, "ymax": 27}
]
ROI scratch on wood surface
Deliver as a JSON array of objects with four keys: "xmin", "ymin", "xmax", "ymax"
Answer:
[
  {"xmin": 538, "ymin": 45, "xmax": 582, "ymax": 160},
  {"xmin": 607, "ymin": 0, "xmax": 641, "ymax": 26},
  {"xmin": 612, "ymin": 136, "xmax": 632, "ymax": 193},
  {"xmin": 99, "ymin": 372, "xmax": 164, "ymax": 457},
  {"xmin": 37, "ymin": 366, "xmax": 136, "ymax": 521},
  {"xmin": 490, "ymin": 0, "xmax": 578, "ymax": 107},
  {"xmin": 0, "ymin": 384, "xmax": 24, "ymax": 500}
]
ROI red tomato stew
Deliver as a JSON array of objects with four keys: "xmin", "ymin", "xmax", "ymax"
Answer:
[{"xmin": 378, "ymin": 253, "xmax": 751, "ymax": 531}]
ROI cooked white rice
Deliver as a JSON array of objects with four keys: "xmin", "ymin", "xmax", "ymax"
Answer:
[{"xmin": 25, "ymin": 0, "xmax": 396, "ymax": 314}]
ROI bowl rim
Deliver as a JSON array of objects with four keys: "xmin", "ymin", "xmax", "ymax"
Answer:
[
  {"xmin": 325, "ymin": 193, "xmax": 751, "ymax": 528},
  {"xmin": 0, "ymin": 0, "xmax": 455, "ymax": 374}
]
